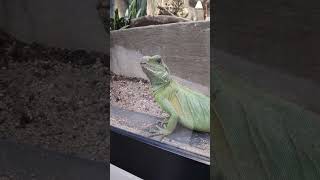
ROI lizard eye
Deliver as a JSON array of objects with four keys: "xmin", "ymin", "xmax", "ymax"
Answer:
[{"xmin": 156, "ymin": 58, "xmax": 162, "ymax": 64}]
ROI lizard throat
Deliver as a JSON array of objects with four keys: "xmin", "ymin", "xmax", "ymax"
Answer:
[{"xmin": 151, "ymin": 79, "xmax": 172, "ymax": 95}]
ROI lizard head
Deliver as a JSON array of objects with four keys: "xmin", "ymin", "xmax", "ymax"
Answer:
[{"xmin": 140, "ymin": 55, "xmax": 171, "ymax": 88}]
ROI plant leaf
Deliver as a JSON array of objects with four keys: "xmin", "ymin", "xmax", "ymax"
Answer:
[{"xmin": 136, "ymin": 9, "xmax": 141, "ymax": 18}]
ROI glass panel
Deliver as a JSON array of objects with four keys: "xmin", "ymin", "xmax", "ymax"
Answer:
[{"xmin": 110, "ymin": 0, "xmax": 210, "ymax": 163}]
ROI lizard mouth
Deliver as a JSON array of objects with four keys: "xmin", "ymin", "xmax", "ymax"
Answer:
[
  {"xmin": 140, "ymin": 56, "xmax": 152, "ymax": 65},
  {"xmin": 140, "ymin": 60, "xmax": 147, "ymax": 70},
  {"xmin": 140, "ymin": 61, "xmax": 147, "ymax": 69},
  {"xmin": 140, "ymin": 57, "xmax": 149, "ymax": 69}
]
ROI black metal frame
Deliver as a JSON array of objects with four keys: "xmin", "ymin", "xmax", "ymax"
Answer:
[{"xmin": 111, "ymin": 126, "xmax": 210, "ymax": 180}]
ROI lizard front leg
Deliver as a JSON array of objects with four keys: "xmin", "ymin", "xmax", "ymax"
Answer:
[{"xmin": 149, "ymin": 98, "xmax": 179, "ymax": 138}]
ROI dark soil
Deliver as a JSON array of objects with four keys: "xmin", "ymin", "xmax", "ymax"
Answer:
[{"xmin": 0, "ymin": 30, "xmax": 109, "ymax": 162}]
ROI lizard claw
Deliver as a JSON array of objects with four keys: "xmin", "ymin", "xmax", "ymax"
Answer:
[
  {"xmin": 144, "ymin": 120, "xmax": 167, "ymax": 132},
  {"xmin": 157, "ymin": 120, "xmax": 168, "ymax": 128},
  {"xmin": 148, "ymin": 133, "xmax": 166, "ymax": 141},
  {"xmin": 148, "ymin": 125, "xmax": 164, "ymax": 134},
  {"xmin": 147, "ymin": 125, "xmax": 170, "ymax": 140}
]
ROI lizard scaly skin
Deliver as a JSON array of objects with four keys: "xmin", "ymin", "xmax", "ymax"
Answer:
[{"xmin": 140, "ymin": 55, "xmax": 210, "ymax": 137}]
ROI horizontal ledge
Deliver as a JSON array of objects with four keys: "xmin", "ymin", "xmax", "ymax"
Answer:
[
  {"xmin": 111, "ymin": 20, "xmax": 210, "ymax": 32},
  {"xmin": 111, "ymin": 105, "xmax": 210, "ymax": 160},
  {"xmin": 111, "ymin": 126, "xmax": 210, "ymax": 180}
]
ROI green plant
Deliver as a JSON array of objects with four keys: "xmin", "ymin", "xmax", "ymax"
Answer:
[
  {"xmin": 138, "ymin": 0, "xmax": 148, "ymax": 16},
  {"xmin": 125, "ymin": 0, "xmax": 147, "ymax": 19},
  {"xmin": 110, "ymin": 9, "xmax": 129, "ymax": 30},
  {"xmin": 110, "ymin": 0, "xmax": 147, "ymax": 30}
]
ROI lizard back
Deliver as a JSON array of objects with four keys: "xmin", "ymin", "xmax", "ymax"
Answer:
[{"xmin": 155, "ymin": 81, "xmax": 210, "ymax": 132}]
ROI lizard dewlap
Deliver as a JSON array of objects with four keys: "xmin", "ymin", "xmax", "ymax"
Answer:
[{"xmin": 140, "ymin": 55, "xmax": 210, "ymax": 136}]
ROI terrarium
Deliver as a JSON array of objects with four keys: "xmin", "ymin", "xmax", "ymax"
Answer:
[{"xmin": 110, "ymin": 1, "xmax": 210, "ymax": 178}]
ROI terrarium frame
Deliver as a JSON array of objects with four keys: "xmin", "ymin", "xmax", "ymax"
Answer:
[{"xmin": 110, "ymin": 126, "xmax": 210, "ymax": 180}]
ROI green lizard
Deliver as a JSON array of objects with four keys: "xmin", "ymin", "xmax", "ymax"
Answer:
[
  {"xmin": 212, "ymin": 67, "xmax": 320, "ymax": 180},
  {"xmin": 140, "ymin": 55, "xmax": 210, "ymax": 137}
]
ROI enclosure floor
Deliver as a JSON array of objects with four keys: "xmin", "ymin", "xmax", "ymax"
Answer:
[
  {"xmin": 111, "ymin": 73, "xmax": 167, "ymax": 118},
  {"xmin": 0, "ymin": 31, "xmax": 109, "ymax": 162}
]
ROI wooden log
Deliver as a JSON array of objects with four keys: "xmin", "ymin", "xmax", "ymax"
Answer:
[{"xmin": 129, "ymin": 15, "xmax": 190, "ymax": 28}]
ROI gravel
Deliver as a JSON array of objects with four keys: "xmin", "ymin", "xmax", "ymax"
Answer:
[
  {"xmin": 110, "ymin": 73, "xmax": 168, "ymax": 118},
  {"xmin": 0, "ymin": 30, "xmax": 109, "ymax": 162}
]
